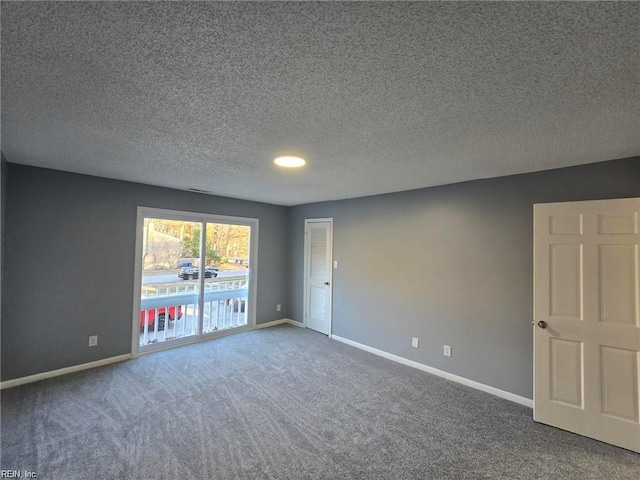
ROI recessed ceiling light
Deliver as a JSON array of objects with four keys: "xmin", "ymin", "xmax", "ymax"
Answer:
[{"xmin": 274, "ymin": 155, "xmax": 306, "ymax": 168}]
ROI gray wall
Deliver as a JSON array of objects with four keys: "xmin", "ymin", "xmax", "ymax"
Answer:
[
  {"xmin": 289, "ymin": 157, "xmax": 640, "ymax": 400},
  {"xmin": 3, "ymin": 158, "xmax": 639, "ymax": 391},
  {"xmin": 2, "ymin": 164, "xmax": 290, "ymax": 381}
]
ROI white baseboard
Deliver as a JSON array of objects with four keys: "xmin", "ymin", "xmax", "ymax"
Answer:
[
  {"xmin": 0, "ymin": 354, "xmax": 132, "ymax": 390},
  {"xmin": 285, "ymin": 318, "xmax": 305, "ymax": 328},
  {"xmin": 255, "ymin": 318, "xmax": 306, "ymax": 329},
  {"xmin": 254, "ymin": 318, "xmax": 288, "ymax": 329},
  {"xmin": 332, "ymin": 335, "xmax": 533, "ymax": 408}
]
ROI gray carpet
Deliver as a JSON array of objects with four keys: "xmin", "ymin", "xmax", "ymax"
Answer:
[{"xmin": 2, "ymin": 325, "xmax": 639, "ymax": 479}]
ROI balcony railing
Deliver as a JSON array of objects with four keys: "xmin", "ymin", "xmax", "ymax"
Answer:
[{"xmin": 139, "ymin": 278, "xmax": 248, "ymax": 346}]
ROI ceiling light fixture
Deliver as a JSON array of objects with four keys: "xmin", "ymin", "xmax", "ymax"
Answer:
[{"xmin": 274, "ymin": 155, "xmax": 306, "ymax": 168}]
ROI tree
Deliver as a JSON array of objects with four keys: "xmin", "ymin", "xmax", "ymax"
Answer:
[
  {"xmin": 146, "ymin": 219, "xmax": 249, "ymax": 267},
  {"xmin": 185, "ymin": 227, "xmax": 201, "ymax": 258},
  {"xmin": 205, "ymin": 245, "xmax": 221, "ymax": 265}
]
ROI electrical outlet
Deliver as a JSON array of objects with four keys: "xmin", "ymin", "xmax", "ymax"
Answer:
[
  {"xmin": 412, "ymin": 337, "xmax": 419, "ymax": 348},
  {"xmin": 89, "ymin": 335, "xmax": 98, "ymax": 347},
  {"xmin": 443, "ymin": 345, "xmax": 452, "ymax": 357},
  {"xmin": 277, "ymin": 304, "xmax": 281, "ymax": 312}
]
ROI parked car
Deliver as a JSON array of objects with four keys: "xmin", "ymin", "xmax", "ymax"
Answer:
[
  {"xmin": 178, "ymin": 266, "xmax": 196, "ymax": 279},
  {"xmin": 178, "ymin": 265, "xmax": 218, "ymax": 280},
  {"xmin": 204, "ymin": 266, "xmax": 219, "ymax": 276},
  {"xmin": 139, "ymin": 305, "xmax": 182, "ymax": 332}
]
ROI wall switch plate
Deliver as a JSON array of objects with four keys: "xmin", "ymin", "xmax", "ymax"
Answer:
[
  {"xmin": 89, "ymin": 335, "xmax": 98, "ymax": 347},
  {"xmin": 443, "ymin": 345, "xmax": 452, "ymax": 357},
  {"xmin": 412, "ymin": 337, "xmax": 419, "ymax": 348},
  {"xmin": 334, "ymin": 260, "xmax": 338, "ymax": 269},
  {"xmin": 276, "ymin": 304, "xmax": 281, "ymax": 312}
]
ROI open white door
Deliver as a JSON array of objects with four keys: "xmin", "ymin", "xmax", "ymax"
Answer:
[
  {"xmin": 534, "ymin": 198, "xmax": 640, "ymax": 452},
  {"xmin": 304, "ymin": 219, "xmax": 333, "ymax": 335}
]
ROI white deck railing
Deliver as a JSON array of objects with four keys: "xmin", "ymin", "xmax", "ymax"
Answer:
[{"xmin": 139, "ymin": 278, "xmax": 248, "ymax": 346}]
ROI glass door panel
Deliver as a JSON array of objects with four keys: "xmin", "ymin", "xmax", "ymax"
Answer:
[
  {"xmin": 139, "ymin": 218, "xmax": 201, "ymax": 347},
  {"xmin": 202, "ymin": 222, "xmax": 251, "ymax": 334}
]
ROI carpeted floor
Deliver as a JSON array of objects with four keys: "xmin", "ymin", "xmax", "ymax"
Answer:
[{"xmin": 1, "ymin": 325, "xmax": 639, "ymax": 479}]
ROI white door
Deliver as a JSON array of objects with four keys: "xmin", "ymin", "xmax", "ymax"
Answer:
[
  {"xmin": 534, "ymin": 198, "xmax": 640, "ymax": 452},
  {"xmin": 304, "ymin": 219, "xmax": 333, "ymax": 335}
]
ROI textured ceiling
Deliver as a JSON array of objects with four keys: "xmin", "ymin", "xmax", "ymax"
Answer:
[{"xmin": 2, "ymin": 1, "xmax": 639, "ymax": 206}]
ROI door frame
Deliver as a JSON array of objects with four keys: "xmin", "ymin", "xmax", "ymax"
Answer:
[
  {"xmin": 303, "ymin": 218, "xmax": 334, "ymax": 336},
  {"xmin": 131, "ymin": 206, "xmax": 259, "ymax": 357}
]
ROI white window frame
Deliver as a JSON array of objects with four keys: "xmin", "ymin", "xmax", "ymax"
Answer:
[{"xmin": 131, "ymin": 206, "xmax": 259, "ymax": 356}]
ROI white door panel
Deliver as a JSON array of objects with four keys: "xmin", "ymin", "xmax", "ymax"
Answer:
[
  {"xmin": 304, "ymin": 219, "xmax": 332, "ymax": 335},
  {"xmin": 534, "ymin": 198, "xmax": 640, "ymax": 453}
]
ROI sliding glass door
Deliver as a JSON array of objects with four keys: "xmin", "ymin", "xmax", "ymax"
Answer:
[{"xmin": 133, "ymin": 208, "xmax": 257, "ymax": 354}]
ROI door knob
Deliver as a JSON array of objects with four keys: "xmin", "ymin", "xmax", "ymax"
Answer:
[
  {"xmin": 537, "ymin": 321, "xmax": 548, "ymax": 329},
  {"xmin": 324, "ymin": 282, "xmax": 330, "ymax": 286}
]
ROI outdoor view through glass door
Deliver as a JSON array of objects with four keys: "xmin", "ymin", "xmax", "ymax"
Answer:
[{"xmin": 135, "ymin": 209, "xmax": 255, "ymax": 352}]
